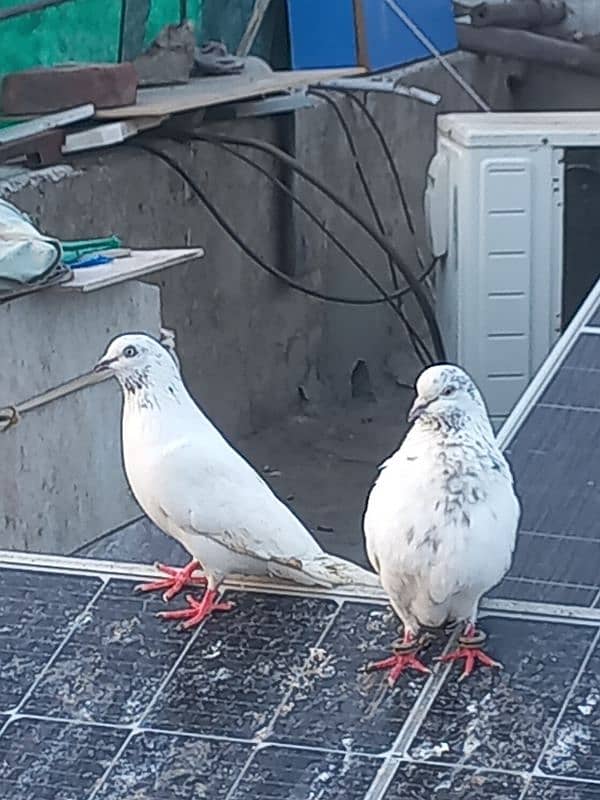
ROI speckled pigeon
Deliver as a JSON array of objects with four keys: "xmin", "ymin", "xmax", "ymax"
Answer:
[{"xmin": 363, "ymin": 364, "xmax": 520, "ymax": 683}]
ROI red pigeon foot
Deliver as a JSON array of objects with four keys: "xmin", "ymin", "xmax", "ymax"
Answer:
[
  {"xmin": 157, "ymin": 590, "xmax": 235, "ymax": 629},
  {"xmin": 135, "ymin": 559, "xmax": 207, "ymax": 602},
  {"xmin": 437, "ymin": 626, "xmax": 502, "ymax": 681},
  {"xmin": 365, "ymin": 632, "xmax": 431, "ymax": 686}
]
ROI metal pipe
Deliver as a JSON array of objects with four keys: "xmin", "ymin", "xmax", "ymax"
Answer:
[
  {"xmin": 458, "ymin": 23, "xmax": 600, "ymax": 78},
  {"xmin": 469, "ymin": 0, "xmax": 566, "ymax": 30},
  {"xmin": 321, "ymin": 77, "xmax": 441, "ymax": 106}
]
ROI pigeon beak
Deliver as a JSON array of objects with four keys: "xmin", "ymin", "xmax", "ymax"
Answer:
[
  {"xmin": 408, "ymin": 398, "xmax": 428, "ymax": 424},
  {"xmin": 93, "ymin": 356, "xmax": 118, "ymax": 374}
]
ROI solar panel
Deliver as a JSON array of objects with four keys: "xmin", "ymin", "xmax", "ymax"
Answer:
[
  {"xmin": 4, "ymin": 283, "xmax": 600, "ymax": 798},
  {"xmin": 493, "ymin": 278, "xmax": 600, "ymax": 609},
  {"xmin": 0, "ymin": 558, "xmax": 599, "ymax": 800}
]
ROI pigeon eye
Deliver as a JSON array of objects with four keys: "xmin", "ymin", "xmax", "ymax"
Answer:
[
  {"xmin": 442, "ymin": 386, "xmax": 455, "ymax": 396},
  {"xmin": 123, "ymin": 345, "xmax": 137, "ymax": 359}
]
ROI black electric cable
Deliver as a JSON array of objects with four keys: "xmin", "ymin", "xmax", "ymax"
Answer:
[
  {"xmin": 133, "ymin": 139, "xmax": 435, "ymax": 363},
  {"xmin": 308, "ymin": 88, "xmax": 400, "ymax": 293},
  {"xmin": 174, "ymin": 131, "xmax": 445, "ymax": 361},
  {"xmin": 304, "ymin": 89, "xmax": 433, "ymax": 362},
  {"xmin": 128, "ymin": 140, "xmax": 433, "ymax": 311},
  {"xmin": 213, "ymin": 140, "xmax": 434, "ymax": 365},
  {"xmin": 312, "ymin": 85, "xmax": 424, "ymax": 269}
]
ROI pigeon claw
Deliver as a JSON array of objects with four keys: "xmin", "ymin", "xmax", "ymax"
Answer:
[
  {"xmin": 157, "ymin": 590, "xmax": 235, "ymax": 630},
  {"xmin": 134, "ymin": 559, "xmax": 207, "ymax": 602},
  {"xmin": 366, "ymin": 652, "xmax": 431, "ymax": 687},
  {"xmin": 437, "ymin": 644, "xmax": 502, "ymax": 681}
]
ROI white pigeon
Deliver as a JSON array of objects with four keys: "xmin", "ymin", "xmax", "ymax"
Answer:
[
  {"xmin": 363, "ymin": 364, "xmax": 520, "ymax": 683},
  {"xmin": 94, "ymin": 333, "xmax": 378, "ymax": 628}
]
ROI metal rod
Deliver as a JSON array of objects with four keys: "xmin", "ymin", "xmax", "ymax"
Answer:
[
  {"xmin": 236, "ymin": 0, "xmax": 274, "ymax": 56},
  {"xmin": 322, "ymin": 77, "xmax": 441, "ymax": 106},
  {"xmin": 384, "ymin": 0, "xmax": 492, "ymax": 112}
]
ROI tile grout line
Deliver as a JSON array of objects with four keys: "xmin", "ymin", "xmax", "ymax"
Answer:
[
  {"xmin": 538, "ymin": 401, "xmax": 600, "ymax": 413},
  {"xmin": 223, "ymin": 600, "xmax": 345, "ymax": 800},
  {"xmin": 530, "ymin": 772, "xmax": 600, "ymax": 788},
  {"xmin": 134, "ymin": 599, "xmax": 213, "ymax": 726},
  {"xmin": 7, "ymin": 711, "xmax": 131, "ymax": 731},
  {"xmin": 86, "ymin": 591, "xmax": 219, "ymax": 800},
  {"xmin": 0, "ymin": 709, "xmax": 392, "ymax": 760},
  {"xmin": 516, "ymin": 775, "xmax": 533, "ymax": 800},
  {"xmin": 527, "ymin": 626, "xmax": 600, "ymax": 787},
  {"xmin": 482, "ymin": 599, "xmax": 600, "ymax": 625},
  {"xmin": 500, "ymin": 574, "xmax": 594, "ymax": 587},
  {"xmin": 257, "ymin": 600, "xmax": 344, "ymax": 737},
  {"xmin": 480, "ymin": 609, "xmax": 600, "ymax": 629},
  {"xmin": 363, "ymin": 634, "xmax": 459, "ymax": 800},
  {"xmin": 518, "ymin": 528, "xmax": 600, "ymax": 544},
  {"xmin": 3, "ymin": 577, "xmax": 108, "ymax": 725},
  {"xmin": 391, "ymin": 632, "xmax": 460, "ymax": 757},
  {"xmin": 591, "ymin": 586, "xmax": 600, "ymax": 609},
  {"xmin": 399, "ymin": 757, "xmax": 529, "ymax": 781},
  {"xmin": 87, "ymin": 729, "xmax": 135, "ymax": 800}
]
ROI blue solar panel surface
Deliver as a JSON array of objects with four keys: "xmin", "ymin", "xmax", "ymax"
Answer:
[
  {"xmin": 494, "ymin": 319, "xmax": 600, "ymax": 609},
  {"xmin": 1, "ymin": 564, "xmax": 599, "ymax": 799}
]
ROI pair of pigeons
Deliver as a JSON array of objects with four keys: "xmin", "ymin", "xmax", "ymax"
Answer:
[{"xmin": 94, "ymin": 334, "xmax": 520, "ymax": 684}]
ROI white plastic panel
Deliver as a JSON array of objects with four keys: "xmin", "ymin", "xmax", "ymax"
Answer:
[
  {"xmin": 478, "ymin": 158, "xmax": 533, "ymax": 417},
  {"xmin": 424, "ymin": 150, "xmax": 450, "ymax": 258},
  {"xmin": 431, "ymin": 129, "xmax": 564, "ymax": 430}
]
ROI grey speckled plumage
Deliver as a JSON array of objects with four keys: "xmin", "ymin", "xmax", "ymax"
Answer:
[{"xmin": 363, "ymin": 364, "xmax": 520, "ymax": 639}]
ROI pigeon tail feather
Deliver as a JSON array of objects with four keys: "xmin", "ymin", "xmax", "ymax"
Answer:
[
  {"xmin": 265, "ymin": 553, "xmax": 379, "ymax": 590},
  {"xmin": 303, "ymin": 554, "xmax": 380, "ymax": 588}
]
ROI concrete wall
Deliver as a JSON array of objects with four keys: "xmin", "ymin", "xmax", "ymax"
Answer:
[
  {"xmin": 3, "ymin": 118, "xmax": 321, "ymax": 440},
  {"xmin": 511, "ymin": 63, "xmax": 600, "ymax": 111},
  {"xmin": 1, "ymin": 281, "xmax": 161, "ymax": 553},
  {"xmin": 1, "ymin": 52, "xmax": 517, "ymax": 554}
]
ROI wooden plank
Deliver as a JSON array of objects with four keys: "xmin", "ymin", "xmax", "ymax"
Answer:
[
  {"xmin": 0, "ymin": 105, "xmax": 94, "ymax": 145},
  {"xmin": 354, "ymin": 0, "xmax": 369, "ymax": 68},
  {"xmin": 62, "ymin": 116, "xmax": 167, "ymax": 154},
  {"xmin": 58, "ymin": 248, "xmax": 204, "ymax": 292},
  {"xmin": 96, "ymin": 65, "xmax": 365, "ymax": 119}
]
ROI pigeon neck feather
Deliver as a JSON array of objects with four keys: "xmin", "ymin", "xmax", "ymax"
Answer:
[
  {"xmin": 418, "ymin": 402, "xmax": 495, "ymax": 442},
  {"xmin": 119, "ymin": 359, "xmax": 192, "ymax": 416}
]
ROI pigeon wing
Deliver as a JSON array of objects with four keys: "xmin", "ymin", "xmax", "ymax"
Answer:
[{"xmin": 155, "ymin": 439, "xmax": 322, "ymax": 573}]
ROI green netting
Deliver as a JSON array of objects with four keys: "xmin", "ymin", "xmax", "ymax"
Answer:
[{"xmin": 0, "ymin": 0, "xmax": 203, "ymax": 81}]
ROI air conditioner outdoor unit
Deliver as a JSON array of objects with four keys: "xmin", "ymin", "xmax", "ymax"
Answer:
[{"xmin": 425, "ymin": 111, "xmax": 600, "ymax": 428}]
